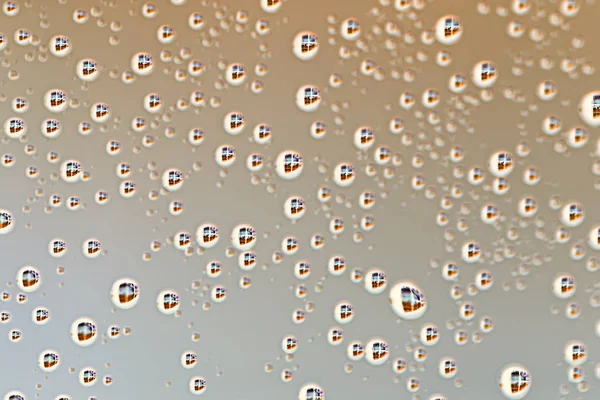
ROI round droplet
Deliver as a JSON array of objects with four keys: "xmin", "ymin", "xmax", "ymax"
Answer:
[
  {"xmin": 70, "ymin": 317, "xmax": 98, "ymax": 347},
  {"xmin": 499, "ymin": 364, "xmax": 531, "ymax": 399},
  {"xmin": 389, "ymin": 281, "xmax": 427, "ymax": 320},
  {"xmin": 111, "ymin": 278, "xmax": 140, "ymax": 310}
]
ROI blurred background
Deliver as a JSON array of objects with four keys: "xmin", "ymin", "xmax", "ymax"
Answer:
[{"xmin": 0, "ymin": 0, "xmax": 599, "ymax": 399}]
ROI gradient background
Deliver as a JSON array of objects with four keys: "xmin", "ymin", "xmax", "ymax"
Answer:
[{"xmin": 0, "ymin": 0, "xmax": 599, "ymax": 399}]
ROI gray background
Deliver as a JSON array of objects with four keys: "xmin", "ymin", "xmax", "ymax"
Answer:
[{"xmin": 0, "ymin": 0, "xmax": 599, "ymax": 399}]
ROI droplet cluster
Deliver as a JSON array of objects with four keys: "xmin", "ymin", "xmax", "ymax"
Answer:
[{"xmin": 0, "ymin": 0, "xmax": 599, "ymax": 399}]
